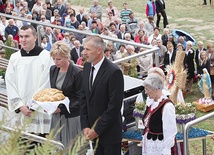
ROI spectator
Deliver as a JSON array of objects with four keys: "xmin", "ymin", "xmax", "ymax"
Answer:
[
  {"xmin": 155, "ymin": 39, "xmax": 167, "ymax": 67},
  {"xmin": 88, "ymin": 0, "xmax": 102, "ymax": 21},
  {"xmin": 90, "ymin": 20, "xmax": 101, "ymax": 34},
  {"xmin": 76, "ymin": 8, "xmax": 87, "ymax": 25},
  {"xmin": 62, "ymin": 32, "xmax": 71, "ymax": 46},
  {"xmin": 168, "ymin": 34, "xmax": 177, "ymax": 51},
  {"xmin": 163, "ymin": 42, "xmax": 176, "ymax": 69},
  {"xmin": 120, "ymin": 2, "xmax": 132, "ymax": 24},
  {"xmin": 138, "ymin": 48, "xmax": 153, "ymax": 77},
  {"xmin": 54, "ymin": 0, "xmax": 66, "ymax": 17},
  {"xmin": 26, "ymin": 0, "xmax": 36, "ymax": 11},
  {"xmin": 5, "ymin": 6, "xmax": 13, "ymax": 19},
  {"xmin": 32, "ymin": 0, "xmax": 43, "ymax": 15},
  {"xmin": 195, "ymin": 41, "xmax": 206, "ymax": 74},
  {"xmin": 70, "ymin": 40, "xmax": 84, "ymax": 64},
  {"xmin": 41, "ymin": 35, "xmax": 51, "ymax": 51},
  {"xmin": 134, "ymin": 21, "xmax": 149, "ymax": 38},
  {"xmin": 103, "ymin": 11, "xmax": 115, "ymax": 27},
  {"xmin": 126, "ymin": 12, "xmax": 139, "ymax": 39},
  {"xmin": 46, "ymin": 1, "xmax": 54, "ymax": 16},
  {"xmin": 104, "ymin": 47, "xmax": 114, "ymax": 61},
  {"xmin": 177, "ymin": 36, "xmax": 186, "ymax": 49},
  {"xmin": 51, "ymin": 14, "xmax": 61, "ymax": 25},
  {"xmin": 18, "ymin": 7, "xmax": 27, "ymax": 18},
  {"xmin": 184, "ymin": 41, "xmax": 195, "ymax": 92},
  {"xmin": 117, "ymin": 24, "xmax": 126, "ymax": 40},
  {"xmin": 146, "ymin": 0, "xmax": 156, "ymax": 17},
  {"xmin": 12, "ymin": 12, "xmax": 23, "ymax": 28},
  {"xmin": 197, "ymin": 51, "xmax": 210, "ymax": 76},
  {"xmin": 155, "ymin": 0, "xmax": 168, "ymax": 28},
  {"xmin": 134, "ymin": 30, "xmax": 146, "ymax": 43},
  {"xmin": 5, "ymin": 19, "xmax": 19, "ymax": 38},
  {"xmin": 161, "ymin": 28, "xmax": 169, "ymax": 47},
  {"xmin": 13, "ymin": 1, "xmax": 23, "ymax": 16},
  {"xmin": 50, "ymin": 41, "xmax": 82, "ymax": 148},
  {"xmin": 106, "ymin": 1, "xmax": 119, "ymax": 18},
  {"xmin": 109, "ymin": 22, "xmax": 119, "ymax": 35},
  {"xmin": 44, "ymin": 27, "xmax": 57, "ymax": 46},
  {"xmin": 7, "ymin": 34, "xmax": 19, "ymax": 49},
  {"xmin": 74, "ymin": 25, "xmax": 87, "ymax": 44},
  {"xmin": 51, "ymin": 9, "xmax": 60, "ymax": 23},
  {"xmin": 54, "ymin": 28, "xmax": 64, "ymax": 41},
  {"xmin": 148, "ymin": 27, "xmax": 162, "ymax": 44},
  {"xmin": 42, "ymin": 3, "xmax": 52, "ymax": 20},
  {"xmin": 65, "ymin": 2, "xmax": 76, "ymax": 16},
  {"xmin": 68, "ymin": 13, "xmax": 80, "ymax": 29},
  {"xmin": 81, "ymin": 21, "xmax": 90, "ymax": 32},
  {"xmin": 5, "ymin": 25, "xmax": 53, "ymax": 138},
  {"xmin": 144, "ymin": 16, "xmax": 155, "ymax": 36},
  {"xmin": 114, "ymin": 44, "xmax": 127, "ymax": 61}
]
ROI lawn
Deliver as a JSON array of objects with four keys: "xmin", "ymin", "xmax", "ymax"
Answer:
[{"xmin": 70, "ymin": 0, "xmax": 214, "ymax": 154}]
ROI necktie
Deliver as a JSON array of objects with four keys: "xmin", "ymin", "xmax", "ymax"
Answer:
[{"xmin": 89, "ymin": 66, "xmax": 95, "ymax": 92}]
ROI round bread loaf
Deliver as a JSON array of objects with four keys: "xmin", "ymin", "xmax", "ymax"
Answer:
[{"xmin": 33, "ymin": 88, "xmax": 65, "ymax": 102}]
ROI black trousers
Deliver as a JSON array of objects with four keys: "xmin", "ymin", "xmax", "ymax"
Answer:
[
  {"xmin": 156, "ymin": 10, "xmax": 169, "ymax": 28},
  {"xmin": 204, "ymin": 0, "xmax": 212, "ymax": 4},
  {"xmin": 94, "ymin": 142, "xmax": 121, "ymax": 155}
]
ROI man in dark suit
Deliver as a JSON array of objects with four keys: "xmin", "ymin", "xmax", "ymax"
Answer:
[
  {"xmin": 80, "ymin": 36, "xmax": 124, "ymax": 155},
  {"xmin": 117, "ymin": 24, "xmax": 126, "ymax": 40},
  {"xmin": 155, "ymin": 0, "xmax": 168, "ymax": 28},
  {"xmin": 76, "ymin": 8, "xmax": 88, "ymax": 25},
  {"xmin": 70, "ymin": 40, "xmax": 84, "ymax": 64},
  {"xmin": 53, "ymin": 0, "xmax": 66, "ymax": 17}
]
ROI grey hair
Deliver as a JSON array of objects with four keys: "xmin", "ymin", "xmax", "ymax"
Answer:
[
  {"xmin": 83, "ymin": 35, "xmax": 106, "ymax": 51},
  {"xmin": 143, "ymin": 73, "xmax": 164, "ymax": 90}
]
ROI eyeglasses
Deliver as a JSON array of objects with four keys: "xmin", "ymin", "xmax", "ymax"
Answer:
[{"xmin": 41, "ymin": 17, "xmax": 46, "ymax": 19}]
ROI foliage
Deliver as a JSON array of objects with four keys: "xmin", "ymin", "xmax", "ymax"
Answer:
[
  {"xmin": 4, "ymin": 40, "xmax": 14, "ymax": 60},
  {"xmin": 0, "ymin": 69, "xmax": 5, "ymax": 79}
]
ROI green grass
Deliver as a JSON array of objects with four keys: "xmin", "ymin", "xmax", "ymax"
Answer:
[{"xmin": 69, "ymin": 0, "xmax": 214, "ymax": 154}]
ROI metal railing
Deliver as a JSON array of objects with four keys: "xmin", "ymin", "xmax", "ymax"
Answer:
[
  {"xmin": 0, "ymin": 125, "xmax": 64, "ymax": 151},
  {"xmin": 183, "ymin": 111, "xmax": 214, "ymax": 155},
  {"xmin": 0, "ymin": 13, "xmax": 160, "ymax": 67}
]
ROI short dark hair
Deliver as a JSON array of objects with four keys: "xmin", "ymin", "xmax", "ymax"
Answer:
[{"xmin": 20, "ymin": 25, "xmax": 37, "ymax": 36}]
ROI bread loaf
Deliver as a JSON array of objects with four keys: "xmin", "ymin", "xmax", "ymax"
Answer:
[{"xmin": 33, "ymin": 88, "xmax": 65, "ymax": 102}]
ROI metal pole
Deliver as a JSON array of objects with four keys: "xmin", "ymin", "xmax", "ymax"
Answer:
[
  {"xmin": 183, "ymin": 111, "xmax": 214, "ymax": 155},
  {"xmin": 37, "ymin": 26, "xmax": 42, "ymax": 46}
]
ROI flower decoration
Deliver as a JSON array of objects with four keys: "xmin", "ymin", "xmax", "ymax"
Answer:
[
  {"xmin": 133, "ymin": 102, "xmax": 146, "ymax": 130},
  {"xmin": 175, "ymin": 102, "xmax": 196, "ymax": 115}
]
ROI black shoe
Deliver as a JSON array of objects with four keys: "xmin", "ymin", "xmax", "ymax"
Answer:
[
  {"xmin": 202, "ymin": 3, "xmax": 207, "ymax": 5},
  {"xmin": 212, "ymin": 95, "xmax": 214, "ymax": 100}
]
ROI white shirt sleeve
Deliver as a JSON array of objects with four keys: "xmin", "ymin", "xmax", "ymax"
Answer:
[{"xmin": 161, "ymin": 102, "xmax": 177, "ymax": 155}]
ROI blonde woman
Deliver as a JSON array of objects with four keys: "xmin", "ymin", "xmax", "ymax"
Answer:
[
  {"xmin": 50, "ymin": 41, "xmax": 82, "ymax": 148},
  {"xmin": 197, "ymin": 51, "xmax": 210, "ymax": 76}
]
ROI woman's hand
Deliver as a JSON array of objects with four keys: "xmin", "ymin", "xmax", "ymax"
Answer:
[{"xmin": 53, "ymin": 108, "xmax": 61, "ymax": 114}]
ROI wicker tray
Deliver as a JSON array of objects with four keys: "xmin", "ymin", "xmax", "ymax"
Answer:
[{"xmin": 193, "ymin": 101, "xmax": 214, "ymax": 112}]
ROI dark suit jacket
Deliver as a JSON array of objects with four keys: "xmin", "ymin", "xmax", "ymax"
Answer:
[
  {"xmin": 76, "ymin": 14, "xmax": 87, "ymax": 25},
  {"xmin": 155, "ymin": 0, "xmax": 166, "ymax": 13},
  {"xmin": 164, "ymin": 50, "xmax": 176, "ymax": 68},
  {"xmin": 80, "ymin": 58, "xmax": 124, "ymax": 145},
  {"xmin": 54, "ymin": 4, "xmax": 66, "ymax": 17},
  {"xmin": 50, "ymin": 63, "xmax": 82, "ymax": 118},
  {"xmin": 70, "ymin": 46, "xmax": 84, "ymax": 64},
  {"xmin": 195, "ymin": 48, "xmax": 206, "ymax": 72},
  {"xmin": 117, "ymin": 31, "xmax": 126, "ymax": 40}
]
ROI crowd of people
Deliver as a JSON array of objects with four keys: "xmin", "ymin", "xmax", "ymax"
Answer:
[{"xmin": 1, "ymin": 0, "xmax": 214, "ymax": 154}]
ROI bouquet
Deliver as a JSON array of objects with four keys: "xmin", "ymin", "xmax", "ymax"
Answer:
[{"xmin": 133, "ymin": 101, "xmax": 146, "ymax": 129}]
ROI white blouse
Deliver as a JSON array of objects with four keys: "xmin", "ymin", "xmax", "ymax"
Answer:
[{"xmin": 142, "ymin": 95, "xmax": 177, "ymax": 155}]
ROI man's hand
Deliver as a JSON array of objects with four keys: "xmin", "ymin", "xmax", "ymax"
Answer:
[
  {"xmin": 20, "ymin": 106, "xmax": 32, "ymax": 117},
  {"xmin": 83, "ymin": 128, "xmax": 91, "ymax": 136},
  {"xmin": 87, "ymin": 129, "xmax": 98, "ymax": 141}
]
